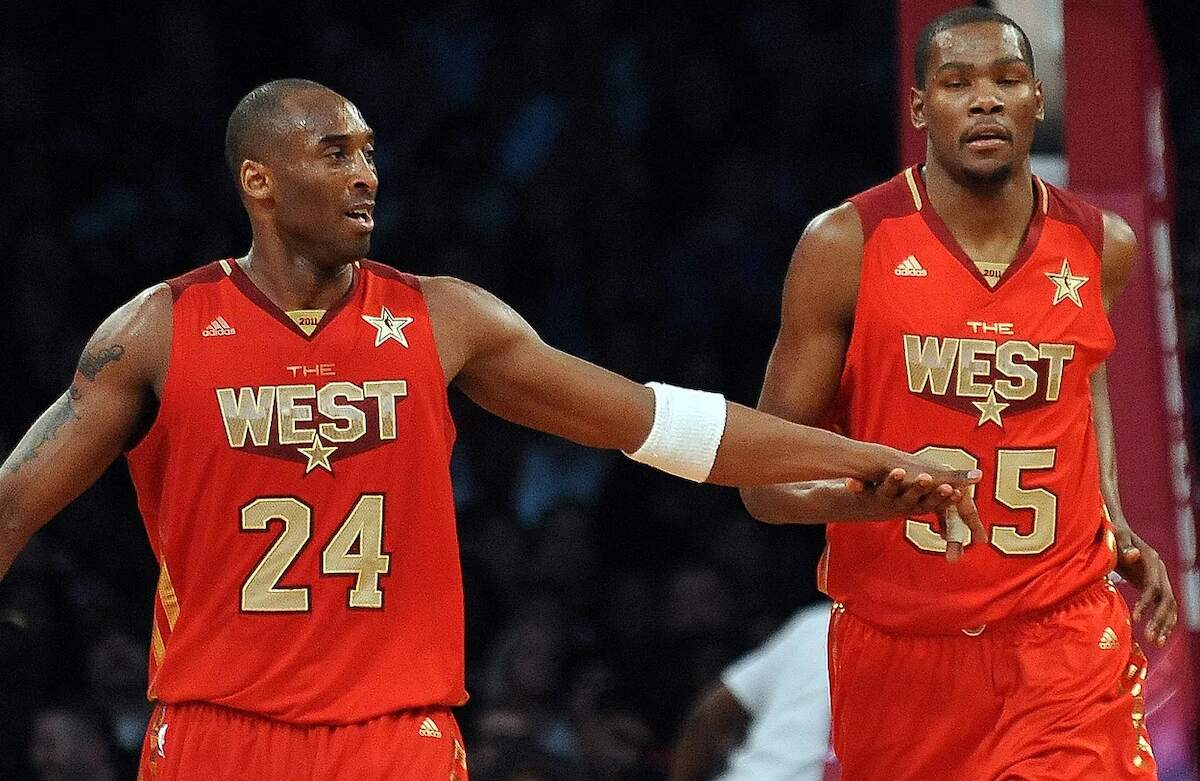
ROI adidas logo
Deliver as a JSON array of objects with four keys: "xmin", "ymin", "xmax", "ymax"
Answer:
[
  {"xmin": 1099, "ymin": 626, "xmax": 1118, "ymax": 650},
  {"xmin": 418, "ymin": 717, "xmax": 442, "ymax": 739},
  {"xmin": 894, "ymin": 255, "xmax": 928, "ymax": 277},
  {"xmin": 202, "ymin": 317, "xmax": 237, "ymax": 337}
]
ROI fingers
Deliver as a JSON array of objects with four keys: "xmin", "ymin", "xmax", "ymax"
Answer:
[
  {"xmin": 1148, "ymin": 589, "xmax": 1178, "ymax": 648},
  {"xmin": 844, "ymin": 477, "xmax": 865, "ymax": 494},
  {"xmin": 877, "ymin": 469, "xmax": 909, "ymax": 500},
  {"xmin": 943, "ymin": 506, "xmax": 969, "ymax": 564},
  {"xmin": 1121, "ymin": 547, "xmax": 1141, "ymax": 566},
  {"xmin": 955, "ymin": 493, "xmax": 985, "ymax": 541}
]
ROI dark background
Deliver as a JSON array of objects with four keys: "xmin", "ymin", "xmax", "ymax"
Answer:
[{"xmin": 0, "ymin": 2, "xmax": 1195, "ymax": 779}]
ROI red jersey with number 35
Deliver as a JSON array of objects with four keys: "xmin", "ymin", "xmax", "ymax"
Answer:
[
  {"xmin": 126, "ymin": 259, "xmax": 464, "ymax": 723},
  {"xmin": 818, "ymin": 168, "xmax": 1119, "ymax": 634}
]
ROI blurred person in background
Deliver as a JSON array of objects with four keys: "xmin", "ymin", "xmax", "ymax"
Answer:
[
  {"xmin": 28, "ymin": 705, "xmax": 119, "ymax": 781},
  {"xmin": 670, "ymin": 601, "xmax": 832, "ymax": 781},
  {"xmin": 741, "ymin": 8, "xmax": 1175, "ymax": 779},
  {"xmin": 0, "ymin": 76, "xmax": 978, "ymax": 779}
]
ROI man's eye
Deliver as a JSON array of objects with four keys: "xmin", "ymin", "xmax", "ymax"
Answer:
[
  {"xmin": 327, "ymin": 149, "xmax": 347, "ymax": 159},
  {"xmin": 364, "ymin": 148, "xmax": 376, "ymax": 163}
]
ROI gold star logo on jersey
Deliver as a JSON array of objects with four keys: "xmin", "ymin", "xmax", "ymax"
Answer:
[
  {"xmin": 297, "ymin": 434, "xmax": 338, "ymax": 474},
  {"xmin": 1045, "ymin": 258, "xmax": 1089, "ymax": 308},
  {"xmin": 361, "ymin": 306, "xmax": 414, "ymax": 347},
  {"xmin": 972, "ymin": 387, "xmax": 1010, "ymax": 428}
]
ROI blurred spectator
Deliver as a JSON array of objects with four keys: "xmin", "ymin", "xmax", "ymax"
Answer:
[{"xmin": 28, "ymin": 705, "xmax": 119, "ymax": 781}]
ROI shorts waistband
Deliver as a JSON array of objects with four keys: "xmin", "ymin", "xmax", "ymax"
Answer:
[{"xmin": 836, "ymin": 578, "xmax": 1115, "ymax": 638}]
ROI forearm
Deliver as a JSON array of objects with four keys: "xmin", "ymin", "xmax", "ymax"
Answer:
[
  {"xmin": 669, "ymin": 686, "xmax": 746, "ymax": 781},
  {"xmin": 707, "ymin": 401, "xmax": 898, "ymax": 487},
  {"xmin": 0, "ymin": 505, "xmax": 35, "ymax": 582},
  {"xmin": 741, "ymin": 481, "xmax": 900, "ymax": 524}
]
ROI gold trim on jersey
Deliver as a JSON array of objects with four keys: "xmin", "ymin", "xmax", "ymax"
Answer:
[
  {"xmin": 904, "ymin": 167, "xmax": 923, "ymax": 211},
  {"xmin": 157, "ymin": 562, "xmax": 180, "ymax": 629},
  {"xmin": 150, "ymin": 618, "xmax": 166, "ymax": 666}
]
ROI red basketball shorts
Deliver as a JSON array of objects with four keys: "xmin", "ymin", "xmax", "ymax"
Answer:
[
  {"xmin": 137, "ymin": 702, "xmax": 468, "ymax": 780},
  {"xmin": 829, "ymin": 580, "xmax": 1155, "ymax": 780}
]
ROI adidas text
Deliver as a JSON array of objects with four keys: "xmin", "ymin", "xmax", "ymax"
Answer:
[
  {"xmin": 203, "ymin": 317, "xmax": 237, "ymax": 337},
  {"xmin": 894, "ymin": 256, "xmax": 928, "ymax": 277}
]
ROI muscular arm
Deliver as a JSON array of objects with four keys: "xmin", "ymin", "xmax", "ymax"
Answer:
[
  {"xmin": 423, "ymin": 276, "xmax": 975, "ymax": 488},
  {"xmin": 0, "ymin": 286, "xmax": 169, "ymax": 581},
  {"xmin": 668, "ymin": 684, "xmax": 748, "ymax": 781},
  {"xmin": 738, "ymin": 206, "xmax": 958, "ymax": 523},
  {"xmin": 1092, "ymin": 211, "xmax": 1177, "ymax": 645}
]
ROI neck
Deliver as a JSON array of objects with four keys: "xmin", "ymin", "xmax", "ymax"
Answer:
[
  {"xmin": 921, "ymin": 155, "xmax": 1035, "ymax": 242},
  {"xmin": 238, "ymin": 230, "xmax": 357, "ymax": 311}
]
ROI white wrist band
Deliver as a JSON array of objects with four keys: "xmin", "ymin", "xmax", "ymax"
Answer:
[{"xmin": 624, "ymin": 382, "xmax": 728, "ymax": 482}]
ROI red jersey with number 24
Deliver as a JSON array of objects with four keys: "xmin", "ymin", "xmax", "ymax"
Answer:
[
  {"xmin": 819, "ymin": 168, "xmax": 1119, "ymax": 634},
  {"xmin": 126, "ymin": 259, "xmax": 464, "ymax": 723}
]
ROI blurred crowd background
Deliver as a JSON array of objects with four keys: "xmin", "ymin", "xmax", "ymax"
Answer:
[{"xmin": 0, "ymin": 3, "xmax": 1196, "ymax": 779}]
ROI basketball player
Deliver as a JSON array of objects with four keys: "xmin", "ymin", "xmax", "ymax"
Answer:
[
  {"xmin": 0, "ymin": 80, "xmax": 980, "ymax": 780},
  {"xmin": 740, "ymin": 8, "xmax": 1176, "ymax": 779}
]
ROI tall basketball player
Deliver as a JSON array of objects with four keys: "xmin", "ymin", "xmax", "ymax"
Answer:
[
  {"xmin": 0, "ymin": 80, "xmax": 980, "ymax": 780},
  {"xmin": 741, "ymin": 8, "xmax": 1177, "ymax": 780}
]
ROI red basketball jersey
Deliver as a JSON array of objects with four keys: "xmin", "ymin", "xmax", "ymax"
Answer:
[
  {"xmin": 818, "ymin": 167, "xmax": 1119, "ymax": 633},
  {"xmin": 126, "ymin": 259, "xmax": 465, "ymax": 723}
]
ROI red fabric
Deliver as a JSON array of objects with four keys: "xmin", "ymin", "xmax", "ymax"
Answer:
[
  {"xmin": 820, "ymin": 169, "xmax": 1119, "ymax": 634},
  {"xmin": 126, "ymin": 260, "xmax": 465, "ymax": 724},
  {"xmin": 830, "ymin": 581, "xmax": 1156, "ymax": 780},
  {"xmin": 137, "ymin": 702, "xmax": 467, "ymax": 780}
]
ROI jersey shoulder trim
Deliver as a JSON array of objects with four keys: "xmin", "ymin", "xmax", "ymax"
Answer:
[
  {"xmin": 1043, "ymin": 182, "xmax": 1105, "ymax": 257},
  {"xmin": 165, "ymin": 260, "xmax": 230, "ymax": 301},
  {"xmin": 847, "ymin": 168, "xmax": 921, "ymax": 241},
  {"xmin": 361, "ymin": 260, "xmax": 422, "ymax": 292}
]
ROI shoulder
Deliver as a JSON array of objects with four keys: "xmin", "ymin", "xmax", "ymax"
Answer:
[
  {"xmin": 846, "ymin": 169, "xmax": 920, "ymax": 240},
  {"xmin": 418, "ymin": 276, "xmax": 534, "ymax": 383},
  {"xmin": 359, "ymin": 260, "xmax": 422, "ymax": 291},
  {"xmin": 782, "ymin": 204, "xmax": 864, "ymax": 321},
  {"xmin": 80, "ymin": 283, "xmax": 172, "ymax": 390},
  {"xmin": 1098, "ymin": 210, "xmax": 1137, "ymax": 309},
  {"xmin": 1042, "ymin": 182, "xmax": 1105, "ymax": 257}
]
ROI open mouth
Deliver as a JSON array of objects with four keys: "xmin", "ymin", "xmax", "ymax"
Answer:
[
  {"xmin": 344, "ymin": 207, "xmax": 374, "ymax": 230},
  {"xmin": 963, "ymin": 127, "xmax": 1010, "ymax": 150}
]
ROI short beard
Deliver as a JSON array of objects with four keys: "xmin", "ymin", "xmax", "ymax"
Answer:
[{"xmin": 952, "ymin": 161, "xmax": 1014, "ymax": 191}]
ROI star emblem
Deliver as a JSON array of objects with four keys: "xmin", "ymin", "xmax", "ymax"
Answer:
[
  {"xmin": 972, "ymin": 388, "xmax": 1010, "ymax": 428},
  {"xmin": 361, "ymin": 306, "xmax": 414, "ymax": 347},
  {"xmin": 1045, "ymin": 258, "xmax": 1089, "ymax": 308},
  {"xmin": 297, "ymin": 434, "xmax": 338, "ymax": 474}
]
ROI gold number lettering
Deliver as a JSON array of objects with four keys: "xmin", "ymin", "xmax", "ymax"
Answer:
[
  {"xmin": 322, "ymin": 494, "xmax": 390, "ymax": 608},
  {"xmin": 241, "ymin": 495, "xmax": 389, "ymax": 612},
  {"xmin": 990, "ymin": 448, "xmax": 1057, "ymax": 554},
  {"xmin": 241, "ymin": 498, "xmax": 312, "ymax": 612}
]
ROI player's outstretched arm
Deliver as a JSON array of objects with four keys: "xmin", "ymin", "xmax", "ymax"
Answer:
[
  {"xmin": 1093, "ymin": 211, "xmax": 1177, "ymax": 647},
  {"xmin": 739, "ymin": 205, "xmax": 974, "ymax": 541},
  {"xmin": 424, "ymin": 276, "xmax": 980, "ymax": 491},
  {"xmin": 0, "ymin": 286, "xmax": 169, "ymax": 582}
]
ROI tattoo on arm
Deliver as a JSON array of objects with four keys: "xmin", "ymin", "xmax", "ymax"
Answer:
[
  {"xmin": 2, "ymin": 385, "xmax": 81, "ymax": 476},
  {"xmin": 78, "ymin": 345, "xmax": 126, "ymax": 380}
]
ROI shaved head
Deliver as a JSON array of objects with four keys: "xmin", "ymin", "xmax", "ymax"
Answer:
[{"xmin": 224, "ymin": 78, "xmax": 337, "ymax": 181}]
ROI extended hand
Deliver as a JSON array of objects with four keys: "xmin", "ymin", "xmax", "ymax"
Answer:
[
  {"xmin": 846, "ymin": 467, "xmax": 984, "ymax": 563},
  {"xmin": 1115, "ymin": 528, "xmax": 1177, "ymax": 648}
]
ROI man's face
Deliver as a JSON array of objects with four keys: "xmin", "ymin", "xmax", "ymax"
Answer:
[
  {"xmin": 912, "ymin": 22, "xmax": 1043, "ymax": 187},
  {"xmin": 256, "ymin": 90, "xmax": 378, "ymax": 264}
]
